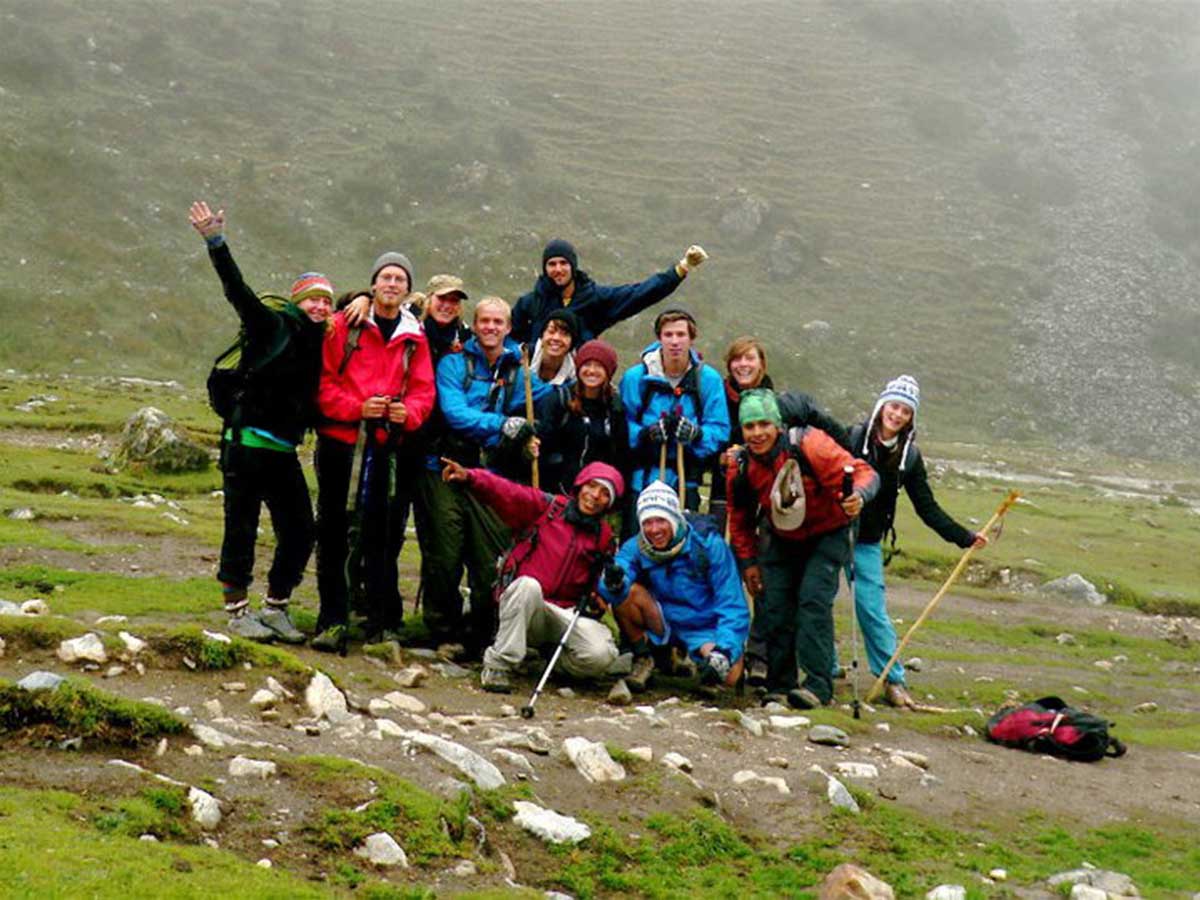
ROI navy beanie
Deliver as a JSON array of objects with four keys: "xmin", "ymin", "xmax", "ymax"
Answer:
[
  {"xmin": 543, "ymin": 308, "xmax": 581, "ymax": 345},
  {"xmin": 542, "ymin": 239, "xmax": 578, "ymax": 275}
]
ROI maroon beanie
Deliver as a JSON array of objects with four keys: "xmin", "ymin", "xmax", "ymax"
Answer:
[{"xmin": 574, "ymin": 339, "xmax": 618, "ymax": 381}]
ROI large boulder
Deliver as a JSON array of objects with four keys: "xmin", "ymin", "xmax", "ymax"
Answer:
[
  {"xmin": 113, "ymin": 407, "xmax": 210, "ymax": 473},
  {"xmin": 1042, "ymin": 573, "xmax": 1107, "ymax": 606},
  {"xmin": 819, "ymin": 863, "xmax": 894, "ymax": 899}
]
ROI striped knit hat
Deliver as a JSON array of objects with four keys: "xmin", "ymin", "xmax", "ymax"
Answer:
[
  {"xmin": 636, "ymin": 480, "xmax": 684, "ymax": 539},
  {"xmin": 290, "ymin": 272, "xmax": 334, "ymax": 304}
]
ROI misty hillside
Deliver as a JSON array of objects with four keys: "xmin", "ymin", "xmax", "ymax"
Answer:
[{"xmin": 2, "ymin": 0, "xmax": 1199, "ymax": 457}]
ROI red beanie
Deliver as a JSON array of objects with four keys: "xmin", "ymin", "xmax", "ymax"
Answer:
[{"xmin": 574, "ymin": 339, "xmax": 618, "ymax": 381}]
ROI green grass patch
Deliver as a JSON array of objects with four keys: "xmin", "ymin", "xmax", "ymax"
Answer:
[
  {"xmin": 151, "ymin": 624, "xmax": 310, "ymax": 678},
  {"xmin": 0, "ymin": 677, "xmax": 184, "ymax": 745},
  {"xmin": 0, "ymin": 564, "xmax": 218, "ymax": 618},
  {"xmin": 0, "ymin": 613, "xmax": 88, "ymax": 649},
  {"xmin": 92, "ymin": 785, "xmax": 193, "ymax": 840}
]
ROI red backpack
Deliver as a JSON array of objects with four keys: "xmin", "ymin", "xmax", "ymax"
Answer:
[{"xmin": 986, "ymin": 696, "xmax": 1126, "ymax": 762}]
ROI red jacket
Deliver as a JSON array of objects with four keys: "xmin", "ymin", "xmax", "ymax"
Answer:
[
  {"xmin": 727, "ymin": 426, "xmax": 879, "ymax": 564},
  {"xmin": 465, "ymin": 468, "xmax": 615, "ymax": 608},
  {"xmin": 317, "ymin": 309, "xmax": 436, "ymax": 445}
]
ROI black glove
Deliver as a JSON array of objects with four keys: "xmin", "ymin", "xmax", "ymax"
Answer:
[
  {"xmin": 675, "ymin": 415, "xmax": 701, "ymax": 445},
  {"xmin": 501, "ymin": 416, "xmax": 533, "ymax": 444},
  {"xmin": 701, "ymin": 647, "xmax": 732, "ymax": 685},
  {"xmin": 642, "ymin": 415, "xmax": 676, "ymax": 446},
  {"xmin": 602, "ymin": 562, "xmax": 625, "ymax": 593}
]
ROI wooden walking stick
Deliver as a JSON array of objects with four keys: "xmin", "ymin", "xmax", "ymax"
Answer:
[
  {"xmin": 675, "ymin": 442, "xmax": 687, "ymax": 505},
  {"xmin": 658, "ymin": 438, "xmax": 668, "ymax": 483},
  {"xmin": 865, "ymin": 490, "xmax": 1021, "ymax": 704},
  {"xmin": 520, "ymin": 345, "xmax": 539, "ymax": 489}
]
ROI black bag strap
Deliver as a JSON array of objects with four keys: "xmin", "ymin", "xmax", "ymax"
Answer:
[{"xmin": 338, "ymin": 324, "xmax": 365, "ymax": 376}]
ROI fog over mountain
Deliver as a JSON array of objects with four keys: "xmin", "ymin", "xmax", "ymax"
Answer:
[{"xmin": 2, "ymin": 0, "xmax": 1198, "ymax": 458}]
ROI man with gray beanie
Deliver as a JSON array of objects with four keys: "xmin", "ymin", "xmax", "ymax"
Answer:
[
  {"xmin": 311, "ymin": 251, "xmax": 435, "ymax": 651},
  {"xmin": 511, "ymin": 238, "xmax": 709, "ymax": 346}
]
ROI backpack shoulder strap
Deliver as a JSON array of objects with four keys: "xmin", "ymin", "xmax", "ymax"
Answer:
[{"xmin": 338, "ymin": 323, "xmax": 365, "ymax": 376}]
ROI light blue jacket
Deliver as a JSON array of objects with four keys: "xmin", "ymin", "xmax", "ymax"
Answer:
[{"xmin": 436, "ymin": 336, "xmax": 550, "ymax": 450}]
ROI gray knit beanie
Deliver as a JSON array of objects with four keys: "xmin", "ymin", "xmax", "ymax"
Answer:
[{"xmin": 370, "ymin": 251, "xmax": 415, "ymax": 288}]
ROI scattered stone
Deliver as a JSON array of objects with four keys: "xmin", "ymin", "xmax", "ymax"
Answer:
[
  {"xmin": 117, "ymin": 632, "xmax": 147, "ymax": 655},
  {"xmin": 0, "ymin": 600, "xmax": 21, "ymax": 616},
  {"xmin": 140, "ymin": 834, "xmax": 158, "ymax": 842},
  {"xmin": 58, "ymin": 633, "xmax": 108, "ymax": 664},
  {"xmin": 733, "ymin": 770, "xmax": 790, "ymax": 795},
  {"xmin": 21, "ymin": 598, "xmax": 49, "ymax": 616},
  {"xmin": 392, "ymin": 665, "xmax": 429, "ymax": 688},
  {"xmin": 875, "ymin": 723, "xmax": 890, "ymax": 733},
  {"xmin": 628, "ymin": 746, "xmax": 653, "ymax": 763},
  {"xmin": 113, "ymin": 407, "xmax": 210, "ymax": 473},
  {"xmin": 512, "ymin": 801, "xmax": 590, "ymax": 844},
  {"xmin": 249, "ymin": 689, "xmax": 277, "ymax": 709},
  {"xmin": 188, "ymin": 787, "xmax": 222, "ymax": 829},
  {"xmin": 662, "ymin": 752, "xmax": 693, "ymax": 772},
  {"xmin": 261, "ymin": 839, "xmax": 279, "ymax": 849},
  {"xmin": 202, "ymin": 630, "xmax": 231, "ymax": 644},
  {"xmin": 889, "ymin": 755, "xmax": 924, "ymax": 773},
  {"xmin": 562, "ymin": 737, "xmax": 626, "ymax": 783},
  {"xmin": 926, "ymin": 886, "xmax": 966, "ymax": 900},
  {"xmin": 961, "ymin": 724, "xmax": 978, "ymax": 738},
  {"xmin": 405, "ymin": 731, "xmax": 506, "ymax": 789},
  {"xmin": 819, "ymin": 862, "xmax": 892, "ymax": 898},
  {"xmin": 0, "ymin": 636, "xmax": 5, "ymax": 658},
  {"xmin": 305, "ymin": 671, "xmax": 350, "ymax": 723},
  {"xmin": 770, "ymin": 715, "xmax": 810, "ymax": 730},
  {"xmin": 7, "ymin": 507, "xmax": 35, "ymax": 521},
  {"xmin": 557, "ymin": 687, "xmax": 575, "ymax": 699},
  {"xmin": 154, "ymin": 737, "xmax": 168, "ymax": 757},
  {"xmin": 432, "ymin": 661, "xmax": 470, "ymax": 679},
  {"xmin": 256, "ymin": 859, "xmax": 272, "ymax": 869},
  {"xmin": 375, "ymin": 719, "xmax": 405, "ymax": 738},
  {"xmin": 834, "ymin": 762, "xmax": 879, "ymax": 780},
  {"xmin": 906, "ymin": 657, "xmax": 924, "ymax": 672},
  {"xmin": 203, "ymin": 699, "xmax": 223, "ymax": 718},
  {"xmin": 1094, "ymin": 660, "xmax": 1114, "ymax": 671},
  {"xmin": 265, "ymin": 676, "xmax": 292, "ymax": 699},
  {"xmin": 491, "ymin": 748, "xmax": 535, "ymax": 776},
  {"xmin": 988, "ymin": 868, "xmax": 1007, "ymax": 881},
  {"xmin": 17, "ymin": 671, "xmax": 64, "ymax": 691},
  {"xmin": 1055, "ymin": 633, "xmax": 1077, "ymax": 645},
  {"xmin": 221, "ymin": 681, "xmax": 247, "ymax": 693},
  {"xmin": 607, "ymin": 679, "xmax": 633, "ymax": 706},
  {"xmin": 1133, "ymin": 701, "xmax": 1158, "ymax": 714},
  {"xmin": 1047, "ymin": 868, "xmax": 1139, "ymax": 897},
  {"xmin": 481, "ymin": 728, "xmax": 555, "ymax": 755},
  {"xmin": 499, "ymin": 704, "xmax": 517, "ymax": 718},
  {"xmin": 383, "ymin": 691, "xmax": 427, "ymax": 714},
  {"xmin": 191, "ymin": 723, "xmax": 239, "ymax": 749},
  {"xmin": 184, "ymin": 745, "xmax": 204, "ymax": 757},
  {"xmin": 452, "ymin": 860, "xmax": 477, "ymax": 877},
  {"xmin": 821, "ymin": 772, "xmax": 859, "ymax": 813},
  {"xmin": 808, "ymin": 725, "xmax": 850, "ymax": 747},
  {"xmin": 229, "ymin": 756, "xmax": 276, "ymax": 779},
  {"xmin": 736, "ymin": 711, "xmax": 765, "ymax": 737},
  {"xmin": 1042, "ymin": 573, "xmax": 1106, "ymax": 606},
  {"xmin": 766, "ymin": 756, "xmax": 789, "ymax": 769},
  {"xmin": 354, "ymin": 832, "xmax": 409, "ymax": 867},
  {"xmin": 890, "ymin": 750, "xmax": 928, "ymax": 769},
  {"xmin": 1069, "ymin": 886, "xmax": 1106, "ymax": 900},
  {"xmin": 95, "ymin": 615, "xmax": 128, "ymax": 625}
]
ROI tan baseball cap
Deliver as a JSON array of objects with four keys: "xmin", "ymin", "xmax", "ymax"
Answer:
[{"xmin": 426, "ymin": 274, "xmax": 468, "ymax": 300}]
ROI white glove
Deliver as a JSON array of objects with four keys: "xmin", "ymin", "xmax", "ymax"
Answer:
[
  {"xmin": 679, "ymin": 245, "xmax": 708, "ymax": 272},
  {"xmin": 501, "ymin": 416, "xmax": 531, "ymax": 441}
]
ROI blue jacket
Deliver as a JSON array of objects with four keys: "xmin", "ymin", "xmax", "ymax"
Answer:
[
  {"xmin": 512, "ymin": 267, "xmax": 684, "ymax": 345},
  {"xmin": 619, "ymin": 343, "xmax": 730, "ymax": 493},
  {"xmin": 436, "ymin": 336, "xmax": 550, "ymax": 460},
  {"xmin": 599, "ymin": 525, "xmax": 749, "ymax": 661}
]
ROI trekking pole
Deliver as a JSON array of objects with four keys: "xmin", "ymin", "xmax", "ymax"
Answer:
[
  {"xmin": 675, "ymin": 442, "xmax": 687, "ymax": 505},
  {"xmin": 520, "ymin": 345, "xmax": 539, "ymax": 489},
  {"xmin": 658, "ymin": 432, "xmax": 668, "ymax": 482},
  {"xmin": 841, "ymin": 466, "xmax": 863, "ymax": 719},
  {"xmin": 865, "ymin": 490, "xmax": 1021, "ymax": 703},
  {"xmin": 520, "ymin": 594, "xmax": 589, "ymax": 719}
]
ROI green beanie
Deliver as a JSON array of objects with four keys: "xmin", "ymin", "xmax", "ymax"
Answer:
[{"xmin": 739, "ymin": 388, "xmax": 782, "ymax": 428}]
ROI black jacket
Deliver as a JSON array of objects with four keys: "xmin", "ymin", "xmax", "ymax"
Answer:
[
  {"xmin": 849, "ymin": 421, "xmax": 973, "ymax": 548},
  {"xmin": 534, "ymin": 384, "xmax": 629, "ymax": 495},
  {"xmin": 209, "ymin": 242, "xmax": 324, "ymax": 446},
  {"xmin": 511, "ymin": 266, "xmax": 683, "ymax": 345}
]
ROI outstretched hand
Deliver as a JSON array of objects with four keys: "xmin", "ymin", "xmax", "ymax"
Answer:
[
  {"xmin": 344, "ymin": 292, "xmax": 371, "ymax": 326},
  {"xmin": 684, "ymin": 244, "xmax": 708, "ymax": 268},
  {"xmin": 440, "ymin": 457, "xmax": 469, "ymax": 484},
  {"xmin": 970, "ymin": 532, "xmax": 989, "ymax": 550},
  {"xmin": 189, "ymin": 200, "xmax": 225, "ymax": 240}
]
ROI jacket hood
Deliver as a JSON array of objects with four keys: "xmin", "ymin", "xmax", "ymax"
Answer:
[
  {"xmin": 639, "ymin": 341, "xmax": 701, "ymax": 377},
  {"xmin": 574, "ymin": 461, "xmax": 625, "ymax": 501},
  {"xmin": 462, "ymin": 334, "xmax": 522, "ymax": 366}
]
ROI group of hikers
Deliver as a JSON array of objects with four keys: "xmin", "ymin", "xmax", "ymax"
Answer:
[{"xmin": 191, "ymin": 197, "xmax": 986, "ymax": 711}]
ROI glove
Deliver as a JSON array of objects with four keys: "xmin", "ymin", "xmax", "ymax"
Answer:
[
  {"xmin": 678, "ymin": 244, "xmax": 708, "ymax": 273},
  {"xmin": 501, "ymin": 416, "xmax": 532, "ymax": 442},
  {"xmin": 602, "ymin": 562, "xmax": 625, "ymax": 593},
  {"xmin": 642, "ymin": 416, "xmax": 675, "ymax": 446},
  {"xmin": 674, "ymin": 416, "xmax": 701, "ymax": 445},
  {"xmin": 702, "ymin": 648, "xmax": 731, "ymax": 685}
]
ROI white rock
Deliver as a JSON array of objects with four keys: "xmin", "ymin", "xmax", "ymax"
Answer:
[
  {"xmin": 1069, "ymin": 886, "xmax": 1106, "ymax": 900},
  {"xmin": 95, "ymin": 615, "xmax": 128, "ymax": 625},
  {"xmin": 0, "ymin": 636, "xmax": 5, "ymax": 658},
  {"xmin": 104, "ymin": 665, "xmax": 126, "ymax": 678},
  {"xmin": 662, "ymin": 752, "xmax": 692, "ymax": 772},
  {"xmin": 116, "ymin": 632, "xmax": 147, "ymax": 655},
  {"xmin": 769, "ymin": 715, "xmax": 810, "ymax": 730},
  {"xmin": 835, "ymin": 762, "xmax": 879, "ymax": 780},
  {"xmin": 1094, "ymin": 660, "xmax": 1114, "ymax": 671},
  {"xmin": 265, "ymin": 676, "xmax": 292, "ymax": 699},
  {"xmin": 140, "ymin": 834, "xmax": 158, "ymax": 842},
  {"xmin": 452, "ymin": 859, "xmax": 477, "ymax": 877},
  {"xmin": 383, "ymin": 691, "xmax": 427, "ymax": 714},
  {"xmin": 875, "ymin": 723, "xmax": 890, "ymax": 733},
  {"xmin": 191, "ymin": 723, "xmax": 237, "ymax": 749},
  {"xmin": 188, "ymin": 787, "xmax": 222, "ymax": 829},
  {"xmin": 256, "ymin": 859, "xmax": 271, "ymax": 869},
  {"xmin": 58, "ymin": 633, "xmax": 108, "ymax": 664},
  {"xmin": 202, "ymin": 630, "xmax": 232, "ymax": 644},
  {"xmin": 0, "ymin": 600, "xmax": 21, "ymax": 616},
  {"xmin": 562, "ymin": 737, "xmax": 626, "ymax": 783},
  {"xmin": 906, "ymin": 656, "xmax": 924, "ymax": 672},
  {"xmin": 229, "ymin": 756, "xmax": 276, "ymax": 779},
  {"xmin": 890, "ymin": 755, "xmax": 924, "ymax": 773},
  {"xmin": 1042, "ymin": 573, "xmax": 1106, "ymax": 606},
  {"xmin": 491, "ymin": 748, "xmax": 535, "ymax": 775},
  {"xmin": 221, "ymin": 681, "xmax": 247, "ymax": 693},
  {"xmin": 393, "ymin": 665, "xmax": 429, "ymax": 688},
  {"xmin": 732, "ymin": 770, "xmax": 790, "ymax": 795},
  {"xmin": 826, "ymin": 775, "xmax": 859, "ymax": 813},
  {"xmin": 627, "ymin": 746, "xmax": 653, "ymax": 762},
  {"xmin": 203, "ymin": 699, "xmax": 224, "ymax": 718},
  {"xmin": 249, "ymin": 689, "xmax": 277, "ymax": 709},
  {"xmin": 1055, "ymin": 632, "xmax": 1076, "ymax": 645},
  {"xmin": 405, "ymin": 731, "xmax": 505, "ymax": 789},
  {"xmin": 988, "ymin": 868, "xmax": 1007, "ymax": 881},
  {"xmin": 375, "ymin": 718, "xmax": 405, "ymax": 738},
  {"xmin": 890, "ymin": 750, "xmax": 929, "ymax": 769},
  {"xmin": 512, "ymin": 801, "xmax": 590, "ymax": 844},
  {"xmin": 926, "ymin": 886, "xmax": 966, "ymax": 900},
  {"xmin": 155, "ymin": 738, "xmax": 168, "ymax": 757},
  {"xmin": 368, "ymin": 698, "xmax": 393, "ymax": 717},
  {"xmin": 305, "ymin": 671, "xmax": 350, "ymax": 723},
  {"xmin": 1133, "ymin": 701, "xmax": 1158, "ymax": 713},
  {"xmin": 21, "ymin": 599, "xmax": 50, "ymax": 616},
  {"xmin": 737, "ymin": 711, "xmax": 764, "ymax": 736},
  {"xmin": 355, "ymin": 832, "xmax": 409, "ymax": 867},
  {"xmin": 184, "ymin": 745, "xmax": 204, "ymax": 757}
]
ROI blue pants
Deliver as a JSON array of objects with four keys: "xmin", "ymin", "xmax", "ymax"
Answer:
[{"xmin": 836, "ymin": 541, "xmax": 906, "ymax": 686}]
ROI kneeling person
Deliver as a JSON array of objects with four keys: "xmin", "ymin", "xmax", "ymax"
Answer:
[
  {"xmin": 599, "ymin": 481, "xmax": 749, "ymax": 695},
  {"xmin": 440, "ymin": 459, "xmax": 624, "ymax": 693}
]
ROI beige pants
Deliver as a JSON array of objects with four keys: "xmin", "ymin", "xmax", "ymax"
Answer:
[{"xmin": 483, "ymin": 576, "xmax": 617, "ymax": 678}]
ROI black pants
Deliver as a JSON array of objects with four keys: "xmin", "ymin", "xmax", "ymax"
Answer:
[
  {"xmin": 218, "ymin": 443, "xmax": 314, "ymax": 599},
  {"xmin": 314, "ymin": 435, "xmax": 412, "ymax": 632}
]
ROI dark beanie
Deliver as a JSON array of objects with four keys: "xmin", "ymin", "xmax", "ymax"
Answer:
[
  {"xmin": 542, "ymin": 238, "xmax": 578, "ymax": 274},
  {"xmin": 544, "ymin": 308, "xmax": 581, "ymax": 345},
  {"xmin": 370, "ymin": 251, "xmax": 414, "ymax": 287},
  {"xmin": 575, "ymin": 339, "xmax": 618, "ymax": 380}
]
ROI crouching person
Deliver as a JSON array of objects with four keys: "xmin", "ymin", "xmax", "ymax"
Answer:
[
  {"xmin": 599, "ymin": 481, "xmax": 749, "ymax": 698},
  {"xmin": 440, "ymin": 459, "xmax": 625, "ymax": 694},
  {"xmin": 726, "ymin": 390, "xmax": 879, "ymax": 709}
]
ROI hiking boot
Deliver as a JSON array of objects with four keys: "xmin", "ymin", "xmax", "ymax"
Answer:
[
  {"xmin": 884, "ymin": 682, "xmax": 916, "ymax": 709},
  {"xmin": 693, "ymin": 682, "xmax": 720, "ymax": 702},
  {"xmin": 761, "ymin": 692, "xmax": 788, "ymax": 707},
  {"xmin": 365, "ymin": 625, "xmax": 404, "ymax": 645},
  {"xmin": 437, "ymin": 642, "xmax": 467, "ymax": 662},
  {"xmin": 668, "ymin": 646, "xmax": 696, "ymax": 679},
  {"xmin": 227, "ymin": 611, "xmax": 275, "ymax": 643},
  {"xmin": 257, "ymin": 607, "xmax": 306, "ymax": 644},
  {"xmin": 626, "ymin": 655, "xmax": 656, "ymax": 694},
  {"xmin": 311, "ymin": 624, "xmax": 348, "ymax": 653},
  {"xmin": 787, "ymin": 687, "xmax": 825, "ymax": 711},
  {"xmin": 746, "ymin": 657, "xmax": 769, "ymax": 688},
  {"xmin": 480, "ymin": 666, "xmax": 513, "ymax": 694}
]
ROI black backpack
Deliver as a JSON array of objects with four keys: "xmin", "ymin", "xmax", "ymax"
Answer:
[
  {"xmin": 986, "ymin": 696, "xmax": 1126, "ymax": 762},
  {"xmin": 206, "ymin": 293, "xmax": 293, "ymax": 423}
]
